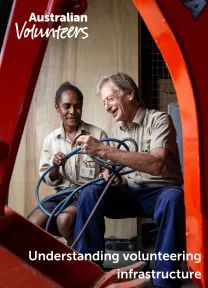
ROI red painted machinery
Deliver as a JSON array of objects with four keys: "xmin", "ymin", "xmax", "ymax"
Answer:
[{"xmin": 0, "ymin": 0, "xmax": 208, "ymax": 287}]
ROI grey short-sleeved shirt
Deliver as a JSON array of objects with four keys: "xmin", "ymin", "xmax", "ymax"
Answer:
[{"xmin": 112, "ymin": 106, "xmax": 183, "ymax": 187}]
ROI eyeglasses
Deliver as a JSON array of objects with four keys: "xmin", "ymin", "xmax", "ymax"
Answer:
[{"xmin": 101, "ymin": 93, "xmax": 126, "ymax": 106}]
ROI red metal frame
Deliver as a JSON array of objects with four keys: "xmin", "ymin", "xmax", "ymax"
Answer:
[{"xmin": 133, "ymin": 0, "xmax": 208, "ymax": 287}]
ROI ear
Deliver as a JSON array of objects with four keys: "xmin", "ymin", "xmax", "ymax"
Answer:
[
  {"xmin": 127, "ymin": 90, "xmax": 135, "ymax": 101},
  {"xmin": 55, "ymin": 104, "xmax": 60, "ymax": 113}
]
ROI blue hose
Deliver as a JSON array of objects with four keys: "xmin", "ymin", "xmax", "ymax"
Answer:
[
  {"xmin": 34, "ymin": 137, "xmax": 137, "ymax": 243},
  {"xmin": 35, "ymin": 147, "xmax": 81, "ymax": 217},
  {"xmin": 35, "ymin": 138, "xmax": 136, "ymax": 218}
]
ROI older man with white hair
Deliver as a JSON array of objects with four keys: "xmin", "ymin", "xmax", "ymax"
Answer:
[{"xmin": 75, "ymin": 72, "xmax": 185, "ymax": 288}]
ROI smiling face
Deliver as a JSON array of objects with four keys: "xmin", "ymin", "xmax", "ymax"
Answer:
[
  {"xmin": 100, "ymin": 81, "xmax": 134, "ymax": 123},
  {"xmin": 55, "ymin": 90, "xmax": 82, "ymax": 129}
]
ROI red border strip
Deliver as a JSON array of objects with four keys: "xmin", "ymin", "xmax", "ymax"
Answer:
[{"xmin": 133, "ymin": 0, "xmax": 203, "ymax": 286}]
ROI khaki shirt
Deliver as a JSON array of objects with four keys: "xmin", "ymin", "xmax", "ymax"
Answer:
[
  {"xmin": 112, "ymin": 106, "xmax": 183, "ymax": 187},
  {"xmin": 39, "ymin": 120, "xmax": 107, "ymax": 189}
]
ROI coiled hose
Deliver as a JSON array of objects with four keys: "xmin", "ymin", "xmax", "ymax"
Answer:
[{"xmin": 33, "ymin": 137, "xmax": 138, "ymax": 248}]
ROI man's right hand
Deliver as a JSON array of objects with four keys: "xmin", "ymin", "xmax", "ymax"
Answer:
[
  {"xmin": 99, "ymin": 169, "xmax": 111, "ymax": 181},
  {"xmin": 99, "ymin": 169, "xmax": 127, "ymax": 186},
  {"xmin": 99, "ymin": 169, "xmax": 119, "ymax": 183},
  {"xmin": 52, "ymin": 152, "xmax": 66, "ymax": 166}
]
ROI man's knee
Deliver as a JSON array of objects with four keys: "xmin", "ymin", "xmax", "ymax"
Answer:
[
  {"xmin": 153, "ymin": 188, "xmax": 185, "ymax": 232},
  {"xmin": 79, "ymin": 184, "xmax": 103, "ymax": 203},
  {"xmin": 160, "ymin": 187, "xmax": 184, "ymax": 207},
  {"xmin": 154, "ymin": 187, "xmax": 185, "ymax": 222}
]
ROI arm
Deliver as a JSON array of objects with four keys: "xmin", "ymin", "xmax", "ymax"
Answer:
[
  {"xmin": 80, "ymin": 142, "xmax": 167, "ymax": 176},
  {"xmin": 77, "ymin": 114, "xmax": 176, "ymax": 176},
  {"xmin": 39, "ymin": 138, "xmax": 66, "ymax": 186},
  {"xmin": 99, "ymin": 146, "xmax": 168, "ymax": 176},
  {"xmin": 49, "ymin": 152, "xmax": 66, "ymax": 181},
  {"xmin": 49, "ymin": 166, "xmax": 60, "ymax": 182}
]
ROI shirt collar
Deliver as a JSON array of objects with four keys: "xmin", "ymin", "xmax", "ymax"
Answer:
[
  {"xmin": 55, "ymin": 120, "xmax": 90, "ymax": 139},
  {"xmin": 119, "ymin": 106, "xmax": 146, "ymax": 131}
]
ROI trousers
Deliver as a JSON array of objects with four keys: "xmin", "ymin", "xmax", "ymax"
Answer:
[{"xmin": 74, "ymin": 184, "xmax": 186, "ymax": 288}]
